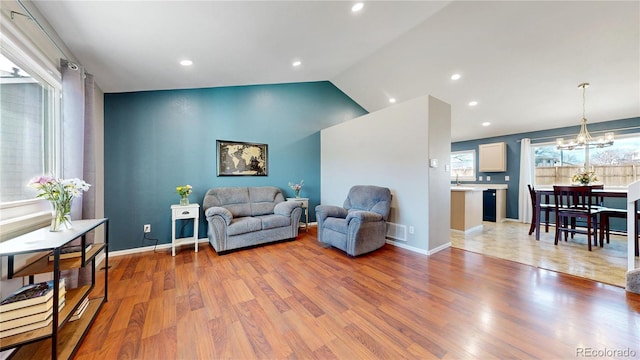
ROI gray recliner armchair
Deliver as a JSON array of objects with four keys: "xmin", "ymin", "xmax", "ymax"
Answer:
[{"xmin": 315, "ymin": 185, "xmax": 391, "ymax": 256}]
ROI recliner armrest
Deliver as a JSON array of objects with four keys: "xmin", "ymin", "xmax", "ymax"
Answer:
[
  {"xmin": 315, "ymin": 205, "xmax": 348, "ymax": 221},
  {"xmin": 205, "ymin": 206, "xmax": 233, "ymax": 225},
  {"xmin": 346, "ymin": 210, "xmax": 383, "ymax": 224}
]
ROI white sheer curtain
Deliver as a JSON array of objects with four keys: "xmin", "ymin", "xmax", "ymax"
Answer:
[
  {"xmin": 518, "ymin": 138, "xmax": 534, "ymax": 223},
  {"xmin": 60, "ymin": 59, "xmax": 96, "ymax": 286},
  {"xmin": 61, "ymin": 59, "xmax": 86, "ymax": 220}
]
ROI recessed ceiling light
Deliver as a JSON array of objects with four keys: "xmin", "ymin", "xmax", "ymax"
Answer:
[
  {"xmin": 389, "ymin": 98, "xmax": 396, "ymax": 103},
  {"xmin": 482, "ymin": 122, "xmax": 491, "ymax": 126},
  {"xmin": 179, "ymin": 59, "xmax": 193, "ymax": 66},
  {"xmin": 292, "ymin": 60, "xmax": 302, "ymax": 67},
  {"xmin": 451, "ymin": 73, "xmax": 461, "ymax": 80},
  {"xmin": 352, "ymin": 2, "xmax": 364, "ymax": 12},
  {"xmin": 468, "ymin": 101, "xmax": 478, "ymax": 106}
]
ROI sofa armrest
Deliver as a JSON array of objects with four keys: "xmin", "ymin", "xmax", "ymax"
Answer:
[
  {"xmin": 274, "ymin": 201, "xmax": 301, "ymax": 216},
  {"xmin": 346, "ymin": 210, "xmax": 383, "ymax": 224},
  {"xmin": 205, "ymin": 206, "xmax": 233, "ymax": 225}
]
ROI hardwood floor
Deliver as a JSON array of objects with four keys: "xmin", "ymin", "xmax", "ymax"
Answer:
[{"xmin": 72, "ymin": 227, "xmax": 639, "ymax": 359}]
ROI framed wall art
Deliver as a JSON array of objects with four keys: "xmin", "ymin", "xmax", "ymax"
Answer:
[{"xmin": 217, "ymin": 140, "xmax": 268, "ymax": 176}]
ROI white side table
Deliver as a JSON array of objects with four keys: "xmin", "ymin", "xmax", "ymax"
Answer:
[
  {"xmin": 171, "ymin": 203, "xmax": 200, "ymax": 256},
  {"xmin": 286, "ymin": 197, "xmax": 309, "ymax": 232}
]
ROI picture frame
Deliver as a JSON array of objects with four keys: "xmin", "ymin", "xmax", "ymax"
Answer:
[{"xmin": 217, "ymin": 140, "xmax": 268, "ymax": 176}]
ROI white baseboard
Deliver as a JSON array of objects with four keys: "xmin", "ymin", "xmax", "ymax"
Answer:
[
  {"xmin": 427, "ymin": 242, "xmax": 451, "ymax": 255},
  {"xmin": 95, "ymin": 238, "xmax": 210, "ymax": 266},
  {"xmin": 450, "ymin": 225, "xmax": 483, "ymax": 234},
  {"xmin": 386, "ymin": 239, "xmax": 451, "ymax": 256},
  {"xmin": 385, "ymin": 239, "xmax": 428, "ymax": 255}
]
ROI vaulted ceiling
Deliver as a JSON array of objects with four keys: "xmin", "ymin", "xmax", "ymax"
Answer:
[{"xmin": 25, "ymin": 1, "xmax": 640, "ymax": 141}]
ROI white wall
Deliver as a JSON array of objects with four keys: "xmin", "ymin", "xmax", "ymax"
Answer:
[
  {"xmin": 427, "ymin": 97, "xmax": 452, "ymax": 250},
  {"xmin": 320, "ymin": 95, "xmax": 451, "ymax": 253}
]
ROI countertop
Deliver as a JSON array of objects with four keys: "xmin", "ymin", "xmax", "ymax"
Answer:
[
  {"xmin": 451, "ymin": 186, "xmax": 486, "ymax": 192},
  {"xmin": 452, "ymin": 184, "xmax": 509, "ymax": 190}
]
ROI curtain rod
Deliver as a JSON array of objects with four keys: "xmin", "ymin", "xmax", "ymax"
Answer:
[
  {"xmin": 14, "ymin": 0, "xmax": 73, "ymax": 64},
  {"xmin": 517, "ymin": 125, "xmax": 640, "ymax": 143}
]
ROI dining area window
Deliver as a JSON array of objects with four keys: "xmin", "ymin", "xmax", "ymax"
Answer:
[{"xmin": 533, "ymin": 134, "xmax": 640, "ymax": 186}]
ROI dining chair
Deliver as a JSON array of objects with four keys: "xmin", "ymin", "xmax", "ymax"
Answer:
[
  {"xmin": 553, "ymin": 185, "xmax": 600, "ymax": 251},
  {"xmin": 590, "ymin": 184, "xmax": 605, "ymax": 208},
  {"xmin": 598, "ymin": 206, "xmax": 640, "ymax": 256},
  {"xmin": 527, "ymin": 184, "xmax": 554, "ymax": 236}
]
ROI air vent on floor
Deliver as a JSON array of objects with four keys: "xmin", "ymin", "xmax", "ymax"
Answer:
[{"xmin": 386, "ymin": 222, "xmax": 407, "ymax": 241}]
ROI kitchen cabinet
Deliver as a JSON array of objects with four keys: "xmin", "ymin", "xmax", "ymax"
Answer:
[{"xmin": 479, "ymin": 142, "xmax": 507, "ymax": 172}]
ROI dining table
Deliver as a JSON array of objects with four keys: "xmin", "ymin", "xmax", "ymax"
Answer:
[{"xmin": 533, "ymin": 187, "xmax": 628, "ymax": 241}]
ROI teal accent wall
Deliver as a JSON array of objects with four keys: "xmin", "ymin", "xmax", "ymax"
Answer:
[
  {"xmin": 105, "ymin": 81, "xmax": 367, "ymax": 251},
  {"xmin": 452, "ymin": 117, "xmax": 639, "ymax": 222}
]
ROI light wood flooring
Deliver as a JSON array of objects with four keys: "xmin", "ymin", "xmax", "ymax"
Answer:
[
  {"xmin": 451, "ymin": 221, "xmax": 640, "ymax": 288},
  {"xmin": 62, "ymin": 227, "xmax": 640, "ymax": 359}
]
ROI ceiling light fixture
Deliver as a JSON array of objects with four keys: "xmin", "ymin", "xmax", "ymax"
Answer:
[
  {"xmin": 389, "ymin": 98, "xmax": 396, "ymax": 103},
  {"xmin": 451, "ymin": 73, "xmax": 461, "ymax": 80},
  {"xmin": 482, "ymin": 122, "xmax": 491, "ymax": 126},
  {"xmin": 468, "ymin": 101, "xmax": 478, "ymax": 106},
  {"xmin": 180, "ymin": 59, "xmax": 193, "ymax": 66},
  {"xmin": 556, "ymin": 83, "xmax": 614, "ymax": 150},
  {"xmin": 292, "ymin": 60, "xmax": 301, "ymax": 67},
  {"xmin": 556, "ymin": 82, "xmax": 613, "ymax": 169},
  {"xmin": 352, "ymin": 2, "xmax": 364, "ymax": 12}
]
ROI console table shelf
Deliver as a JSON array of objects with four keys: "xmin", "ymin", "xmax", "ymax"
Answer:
[
  {"xmin": 11, "ymin": 244, "xmax": 106, "ymax": 279},
  {"xmin": 0, "ymin": 218, "xmax": 109, "ymax": 360}
]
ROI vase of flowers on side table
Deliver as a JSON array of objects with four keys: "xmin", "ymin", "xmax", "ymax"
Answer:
[
  {"xmin": 288, "ymin": 180, "xmax": 304, "ymax": 198},
  {"xmin": 176, "ymin": 184, "xmax": 193, "ymax": 205},
  {"xmin": 29, "ymin": 176, "xmax": 91, "ymax": 231}
]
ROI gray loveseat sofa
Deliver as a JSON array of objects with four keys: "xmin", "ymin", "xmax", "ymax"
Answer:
[{"xmin": 203, "ymin": 186, "xmax": 303, "ymax": 254}]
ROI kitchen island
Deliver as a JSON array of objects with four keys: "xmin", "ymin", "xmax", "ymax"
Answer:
[{"xmin": 451, "ymin": 187, "xmax": 486, "ymax": 233}]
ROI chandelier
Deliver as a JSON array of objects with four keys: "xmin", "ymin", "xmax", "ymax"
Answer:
[{"xmin": 556, "ymin": 83, "xmax": 614, "ymax": 150}]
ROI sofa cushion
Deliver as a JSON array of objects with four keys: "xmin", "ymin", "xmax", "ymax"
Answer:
[
  {"xmin": 249, "ymin": 187, "xmax": 284, "ymax": 216},
  {"xmin": 228, "ymin": 217, "xmax": 262, "ymax": 236},
  {"xmin": 257, "ymin": 214, "xmax": 291, "ymax": 230},
  {"xmin": 225, "ymin": 203, "xmax": 252, "ymax": 218},
  {"xmin": 213, "ymin": 187, "xmax": 251, "ymax": 217}
]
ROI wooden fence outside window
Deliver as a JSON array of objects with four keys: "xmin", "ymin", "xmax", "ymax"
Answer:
[{"xmin": 535, "ymin": 165, "xmax": 640, "ymax": 186}]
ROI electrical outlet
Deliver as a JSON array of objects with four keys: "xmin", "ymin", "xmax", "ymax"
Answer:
[
  {"xmin": 505, "ymin": 175, "xmax": 510, "ymax": 181},
  {"xmin": 409, "ymin": 226, "xmax": 415, "ymax": 234},
  {"xmin": 478, "ymin": 176, "xmax": 483, "ymax": 181},
  {"xmin": 144, "ymin": 224, "xmax": 151, "ymax": 233},
  {"xmin": 486, "ymin": 176, "xmax": 491, "ymax": 181}
]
